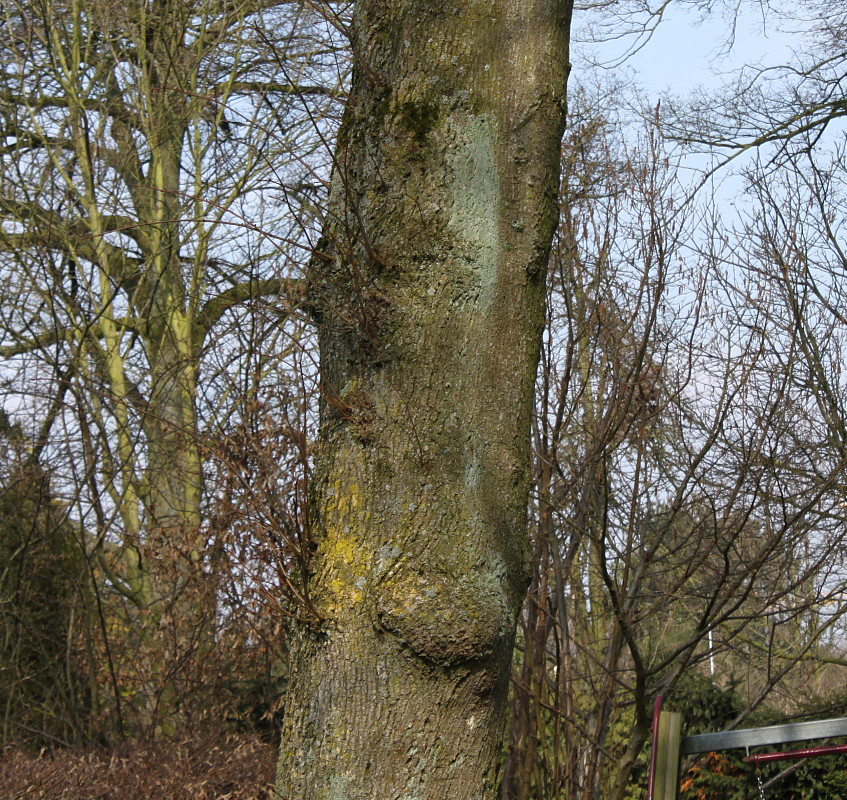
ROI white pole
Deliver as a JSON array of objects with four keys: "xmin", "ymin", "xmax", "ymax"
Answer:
[{"xmin": 708, "ymin": 628, "xmax": 715, "ymax": 676}]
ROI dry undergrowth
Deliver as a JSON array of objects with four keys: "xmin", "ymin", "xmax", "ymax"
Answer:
[{"xmin": 0, "ymin": 733, "xmax": 277, "ymax": 800}]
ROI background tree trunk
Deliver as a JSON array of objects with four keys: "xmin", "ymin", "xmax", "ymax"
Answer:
[{"xmin": 276, "ymin": 2, "xmax": 572, "ymax": 797}]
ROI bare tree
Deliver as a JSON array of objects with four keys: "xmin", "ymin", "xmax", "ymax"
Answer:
[
  {"xmin": 501, "ymin": 93, "xmax": 847, "ymax": 800},
  {"xmin": 0, "ymin": 0, "xmax": 341, "ymax": 735}
]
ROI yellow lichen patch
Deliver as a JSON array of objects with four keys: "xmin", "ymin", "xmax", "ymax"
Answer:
[
  {"xmin": 326, "ymin": 535, "xmax": 358, "ymax": 565},
  {"xmin": 318, "ymin": 478, "xmax": 371, "ymax": 614}
]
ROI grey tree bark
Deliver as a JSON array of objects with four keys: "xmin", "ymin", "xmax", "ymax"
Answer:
[{"xmin": 276, "ymin": 2, "xmax": 573, "ymax": 797}]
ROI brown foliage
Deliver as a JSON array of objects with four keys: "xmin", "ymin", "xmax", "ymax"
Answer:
[{"xmin": 0, "ymin": 733, "xmax": 276, "ymax": 800}]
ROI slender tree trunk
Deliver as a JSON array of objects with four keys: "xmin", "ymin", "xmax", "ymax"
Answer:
[
  {"xmin": 276, "ymin": 2, "xmax": 572, "ymax": 797},
  {"xmin": 139, "ymin": 338, "xmax": 209, "ymax": 735},
  {"xmin": 502, "ymin": 456, "xmax": 553, "ymax": 800},
  {"xmin": 134, "ymin": 87, "xmax": 211, "ymax": 732}
]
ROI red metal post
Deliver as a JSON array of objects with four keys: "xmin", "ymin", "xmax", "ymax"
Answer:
[{"xmin": 647, "ymin": 695, "xmax": 663, "ymax": 800}]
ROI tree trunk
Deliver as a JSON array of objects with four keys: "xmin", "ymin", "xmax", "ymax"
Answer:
[{"xmin": 276, "ymin": 2, "xmax": 572, "ymax": 797}]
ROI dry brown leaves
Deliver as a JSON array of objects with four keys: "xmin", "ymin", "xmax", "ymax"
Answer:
[{"xmin": 0, "ymin": 733, "xmax": 277, "ymax": 800}]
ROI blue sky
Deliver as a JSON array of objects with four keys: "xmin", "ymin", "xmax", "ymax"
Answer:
[{"xmin": 579, "ymin": 2, "xmax": 801, "ymax": 99}]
